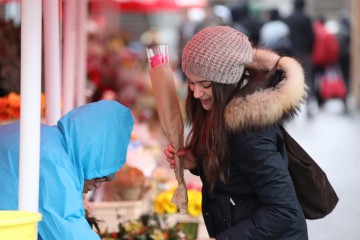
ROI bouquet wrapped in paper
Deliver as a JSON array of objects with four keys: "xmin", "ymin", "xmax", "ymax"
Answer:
[{"xmin": 147, "ymin": 44, "xmax": 188, "ymax": 213}]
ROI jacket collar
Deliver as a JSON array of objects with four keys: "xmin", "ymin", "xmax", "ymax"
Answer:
[{"xmin": 224, "ymin": 55, "xmax": 307, "ymax": 132}]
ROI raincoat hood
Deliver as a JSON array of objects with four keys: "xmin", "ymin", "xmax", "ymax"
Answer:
[
  {"xmin": 224, "ymin": 50, "xmax": 307, "ymax": 132},
  {"xmin": 57, "ymin": 100, "xmax": 134, "ymax": 181},
  {"xmin": 0, "ymin": 100, "xmax": 134, "ymax": 239}
]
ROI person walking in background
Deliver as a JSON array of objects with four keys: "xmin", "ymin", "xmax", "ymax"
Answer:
[
  {"xmin": 230, "ymin": 1, "xmax": 263, "ymax": 46},
  {"xmin": 311, "ymin": 16, "xmax": 339, "ymax": 69},
  {"xmin": 164, "ymin": 26, "xmax": 308, "ymax": 239},
  {"xmin": 336, "ymin": 10, "xmax": 351, "ymax": 89},
  {"xmin": 284, "ymin": 0, "xmax": 315, "ymax": 117},
  {"xmin": 259, "ymin": 8, "xmax": 293, "ymax": 56},
  {"xmin": 0, "ymin": 100, "xmax": 134, "ymax": 240},
  {"xmin": 194, "ymin": 5, "xmax": 226, "ymax": 34},
  {"xmin": 178, "ymin": 9, "xmax": 198, "ymax": 81},
  {"xmin": 311, "ymin": 16, "xmax": 341, "ymax": 107}
]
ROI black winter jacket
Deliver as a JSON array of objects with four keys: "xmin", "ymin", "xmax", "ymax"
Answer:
[
  {"xmin": 197, "ymin": 125, "xmax": 307, "ymax": 240},
  {"xmin": 191, "ymin": 53, "xmax": 309, "ymax": 239}
]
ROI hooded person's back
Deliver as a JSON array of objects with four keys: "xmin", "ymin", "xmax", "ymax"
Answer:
[{"xmin": 0, "ymin": 100, "xmax": 134, "ymax": 239}]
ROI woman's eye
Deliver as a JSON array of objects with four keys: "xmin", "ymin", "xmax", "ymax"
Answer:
[{"xmin": 203, "ymin": 84, "xmax": 211, "ymax": 89}]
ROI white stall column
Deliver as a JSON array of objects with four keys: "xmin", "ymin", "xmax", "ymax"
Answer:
[
  {"xmin": 62, "ymin": 0, "xmax": 77, "ymax": 115},
  {"xmin": 43, "ymin": 0, "xmax": 62, "ymax": 125},
  {"xmin": 18, "ymin": 0, "xmax": 42, "ymax": 213},
  {"xmin": 75, "ymin": 0, "xmax": 88, "ymax": 107}
]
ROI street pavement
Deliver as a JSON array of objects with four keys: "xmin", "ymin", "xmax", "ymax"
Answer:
[{"xmin": 285, "ymin": 98, "xmax": 360, "ymax": 240}]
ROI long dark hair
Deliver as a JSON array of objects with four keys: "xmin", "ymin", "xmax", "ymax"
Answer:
[{"xmin": 185, "ymin": 63, "xmax": 279, "ymax": 190}]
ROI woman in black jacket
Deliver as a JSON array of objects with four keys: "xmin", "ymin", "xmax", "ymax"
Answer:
[{"xmin": 164, "ymin": 26, "xmax": 308, "ymax": 239}]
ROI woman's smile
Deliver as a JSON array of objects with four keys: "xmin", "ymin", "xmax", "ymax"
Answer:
[
  {"xmin": 200, "ymin": 99, "xmax": 212, "ymax": 109},
  {"xmin": 185, "ymin": 71, "xmax": 214, "ymax": 111}
]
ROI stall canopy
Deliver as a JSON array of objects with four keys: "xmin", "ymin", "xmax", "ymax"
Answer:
[
  {"xmin": 0, "ymin": 0, "xmax": 207, "ymax": 13},
  {"xmin": 91, "ymin": 0, "xmax": 207, "ymax": 13}
]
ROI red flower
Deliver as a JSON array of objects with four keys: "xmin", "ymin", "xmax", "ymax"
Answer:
[
  {"xmin": 0, "ymin": 110, "xmax": 10, "ymax": 121},
  {"xmin": 0, "ymin": 97, "xmax": 8, "ymax": 108}
]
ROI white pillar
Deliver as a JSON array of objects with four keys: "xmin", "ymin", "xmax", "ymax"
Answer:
[
  {"xmin": 75, "ymin": 0, "xmax": 88, "ymax": 107},
  {"xmin": 43, "ymin": 0, "xmax": 62, "ymax": 125},
  {"xmin": 351, "ymin": 0, "xmax": 360, "ymax": 110},
  {"xmin": 18, "ymin": 0, "xmax": 42, "ymax": 213},
  {"xmin": 62, "ymin": 0, "xmax": 77, "ymax": 115}
]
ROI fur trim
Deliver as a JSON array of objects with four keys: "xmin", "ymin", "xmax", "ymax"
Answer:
[
  {"xmin": 250, "ymin": 48, "xmax": 281, "ymax": 70},
  {"xmin": 224, "ymin": 54, "xmax": 308, "ymax": 132}
]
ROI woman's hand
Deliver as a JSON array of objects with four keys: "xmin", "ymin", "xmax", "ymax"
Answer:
[{"xmin": 164, "ymin": 144, "xmax": 196, "ymax": 170}]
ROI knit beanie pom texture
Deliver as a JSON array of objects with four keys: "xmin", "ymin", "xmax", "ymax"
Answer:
[{"xmin": 182, "ymin": 26, "xmax": 253, "ymax": 84}]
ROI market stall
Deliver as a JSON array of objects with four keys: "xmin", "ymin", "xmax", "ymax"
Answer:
[{"xmin": 0, "ymin": 0, "xmax": 207, "ymax": 239}]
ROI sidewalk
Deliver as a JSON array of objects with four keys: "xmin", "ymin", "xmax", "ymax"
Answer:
[{"xmin": 285, "ymin": 99, "xmax": 360, "ymax": 240}]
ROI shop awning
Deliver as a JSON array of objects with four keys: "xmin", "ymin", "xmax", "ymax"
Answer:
[{"xmin": 91, "ymin": 0, "xmax": 207, "ymax": 13}]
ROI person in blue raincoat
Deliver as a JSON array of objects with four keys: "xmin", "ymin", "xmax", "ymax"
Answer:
[{"xmin": 0, "ymin": 100, "xmax": 134, "ymax": 240}]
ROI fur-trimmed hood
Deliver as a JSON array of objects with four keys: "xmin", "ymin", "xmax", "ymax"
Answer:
[{"xmin": 224, "ymin": 49, "xmax": 308, "ymax": 132}]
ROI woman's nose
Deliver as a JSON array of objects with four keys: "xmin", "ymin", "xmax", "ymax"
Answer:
[{"xmin": 193, "ymin": 85, "xmax": 203, "ymax": 99}]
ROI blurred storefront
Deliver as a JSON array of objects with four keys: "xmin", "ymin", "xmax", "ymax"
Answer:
[{"xmin": 0, "ymin": 0, "xmax": 358, "ymax": 107}]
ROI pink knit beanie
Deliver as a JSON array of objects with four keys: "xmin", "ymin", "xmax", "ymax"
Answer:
[{"xmin": 182, "ymin": 26, "xmax": 253, "ymax": 84}]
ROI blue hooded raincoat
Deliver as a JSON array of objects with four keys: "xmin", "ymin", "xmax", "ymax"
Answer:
[{"xmin": 0, "ymin": 100, "xmax": 134, "ymax": 239}]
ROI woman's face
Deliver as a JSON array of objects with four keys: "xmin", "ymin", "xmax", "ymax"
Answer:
[{"xmin": 185, "ymin": 71, "xmax": 214, "ymax": 111}]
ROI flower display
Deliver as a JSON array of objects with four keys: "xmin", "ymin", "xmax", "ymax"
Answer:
[
  {"xmin": 99, "ymin": 213, "xmax": 187, "ymax": 240},
  {"xmin": 154, "ymin": 188, "xmax": 202, "ymax": 217},
  {"xmin": 84, "ymin": 185, "xmax": 202, "ymax": 239},
  {"xmin": 186, "ymin": 190, "xmax": 202, "ymax": 217},
  {"xmin": 0, "ymin": 92, "xmax": 46, "ymax": 121},
  {"xmin": 154, "ymin": 190, "xmax": 177, "ymax": 215}
]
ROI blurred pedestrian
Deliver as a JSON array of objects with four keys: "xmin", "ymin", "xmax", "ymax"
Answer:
[
  {"xmin": 194, "ymin": 5, "xmax": 225, "ymax": 34},
  {"xmin": 284, "ymin": 0, "xmax": 315, "ymax": 117},
  {"xmin": 336, "ymin": 10, "xmax": 351, "ymax": 89},
  {"xmin": 178, "ymin": 9, "xmax": 198, "ymax": 80},
  {"xmin": 230, "ymin": 1, "xmax": 263, "ymax": 46},
  {"xmin": 311, "ymin": 16, "xmax": 340, "ymax": 106},
  {"xmin": 259, "ymin": 8, "xmax": 293, "ymax": 56},
  {"xmin": 311, "ymin": 16, "xmax": 339, "ymax": 70}
]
